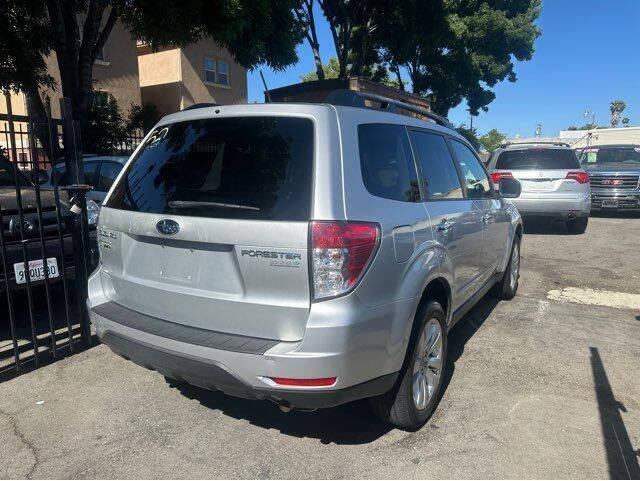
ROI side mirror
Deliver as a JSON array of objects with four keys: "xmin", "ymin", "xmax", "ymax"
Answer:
[{"xmin": 499, "ymin": 177, "xmax": 521, "ymax": 199}]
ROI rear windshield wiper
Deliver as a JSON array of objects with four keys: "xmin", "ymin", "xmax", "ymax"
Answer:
[{"xmin": 167, "ymin": 200, "xmax": 260, "ymax": 211}]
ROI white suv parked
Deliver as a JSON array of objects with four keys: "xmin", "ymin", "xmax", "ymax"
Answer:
[{"xmin": 487, "ymin": 142, "xmax": 590, "ymax": 233}]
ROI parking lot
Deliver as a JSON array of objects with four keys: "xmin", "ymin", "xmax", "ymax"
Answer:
[{"xmin": 0, "ymin": 213, "xmax": 639, "ymax": 479}]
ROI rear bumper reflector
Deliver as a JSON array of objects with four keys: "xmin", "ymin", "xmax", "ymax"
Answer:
[{"xmin": 271, "ymin": 377, "xmax": 337, "ymax": 387}]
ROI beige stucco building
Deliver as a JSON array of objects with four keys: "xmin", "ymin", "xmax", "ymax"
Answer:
[
  {"xmin": 1, "ymin": 20, "xmax": 140, "ymax": 118},
  {"xmin": 137, "ymin": 39, "xmax": 247, "ymax": 117}
]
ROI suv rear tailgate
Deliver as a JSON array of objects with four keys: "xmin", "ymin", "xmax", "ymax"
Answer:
[{"xmin": 98, "ymin": 209, "xmax": 309, "ymax": 341}]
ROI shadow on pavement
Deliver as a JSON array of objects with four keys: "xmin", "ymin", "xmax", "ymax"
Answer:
[
  {"xmin": 0, "ymin": 283, "xmax": 96, "ymax": 382},
  {"xmin": 169, "ymin": 293, "xmax": 499, "ymax": 445},
  {"xmin": 590, "ymin": 347, "xmax": 640, "ymax": 479},
  {"xmin": 442, "ymin": 294, "xmax": 499, "ymax": 394},
  {"xmin": 522, "ymin": 217, "xmax": 579, "ymax": 235},
  {"xmin": 166, "ymin": 379, "xmax": 392, "ymax": 445}
]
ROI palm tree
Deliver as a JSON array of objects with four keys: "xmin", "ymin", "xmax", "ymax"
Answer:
[
  {"xmin": 610, "ymin": 100, "xmax": 626, "ymax": 128},
  {"xmin": 622, "ymin": 117, "xmax": 631, "ymax": 127}
]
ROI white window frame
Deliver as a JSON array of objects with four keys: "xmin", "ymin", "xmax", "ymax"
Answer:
[
  {"xmin": 204, "ymin": 56, "xmax": 217, "ymax": 84},
  {"xmin": 217, "ymin": 60, "xmax": 229, "ymax": 86},
  {"xmin": 203, "ymin": 57, "xmax": 231, "ymax": 88}
]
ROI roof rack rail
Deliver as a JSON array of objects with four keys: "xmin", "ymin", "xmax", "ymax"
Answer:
[
  {"xmin": 499, "ymin": 141, "xmax": 571, "ymax": 148},
  {"xmin": 324, "ymin": 89, "xmax": 453, "ymax": 129},
  {"xmin": 181, "ymin": 102, "xmax": 221, "ymax": 111}
]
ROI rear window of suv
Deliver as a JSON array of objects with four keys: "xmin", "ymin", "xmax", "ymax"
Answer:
[
  {"xmin": 495, "ymin": 148, "xmax": 580, "ymax": 170},
  {"xmin": 105, "ymin": 116, "xmax": 314, "ymax": 221}
]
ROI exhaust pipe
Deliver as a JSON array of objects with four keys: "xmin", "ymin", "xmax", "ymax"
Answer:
[
  {"xmin": 270, "ymin": 398, "xmax": 293, "ymax": 413},
  {"xmin": 270, "ymin": 398, "xmax": 317, "ymax": 413}
]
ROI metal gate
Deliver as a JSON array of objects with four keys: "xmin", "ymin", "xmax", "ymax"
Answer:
[{"xmin": 0, "ymin": 95, "xmax": 94, "ymax": 379}]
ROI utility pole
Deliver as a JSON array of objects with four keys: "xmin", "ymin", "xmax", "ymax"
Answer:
[{"xmin": 584, "ymin": 109, "xmax": 595, "ymax": 129}]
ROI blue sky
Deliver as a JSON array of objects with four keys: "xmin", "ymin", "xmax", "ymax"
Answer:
[{"xmin": 248, "ymin": 0, "xmax": 640, "ymax": 138}]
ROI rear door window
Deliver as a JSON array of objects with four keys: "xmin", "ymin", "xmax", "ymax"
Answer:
[
  {"xmin": 105, "ymin": 117, "xmax": 314, "ymax": 220},
  {"xmin": 410, "ymin": 131, "xmax": 463, "ymax": 200},
  {"xmin": 358, "ymin": 124, "xmax": 420, "ymax": 202},
  {"xmin": 495, "ymin": 148, "xmax": 579, "ymax": 170}
]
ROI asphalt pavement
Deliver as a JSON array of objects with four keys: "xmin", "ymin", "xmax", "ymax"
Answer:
[{"xmin": 0, "ymin": 213, "xmax": 639, "ymax": 479}]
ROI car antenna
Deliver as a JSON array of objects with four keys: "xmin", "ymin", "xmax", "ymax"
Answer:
[{"xmin": 260, "ymin": 70, "xmax": 272, "ymax": 103}]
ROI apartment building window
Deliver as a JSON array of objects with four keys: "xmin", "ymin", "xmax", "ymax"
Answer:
[
  {"xmin": 204, "ymin": 57, "xmax": 230, "ymax": 86},
  {"xmin": 204, "ymin": 57, "xmax": 217, "ymax": 83},
  {"xmin": 217, "ymin": 61, "xmax": 229, "ymax": 85}
]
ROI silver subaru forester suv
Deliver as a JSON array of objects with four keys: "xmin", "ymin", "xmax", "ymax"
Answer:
[{"xmin": 88, "ymin": 92, "xmax": 523, "ymax": 430}]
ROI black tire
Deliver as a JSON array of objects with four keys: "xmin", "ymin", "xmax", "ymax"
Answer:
[
  {"xmin": 369, "ymin": 300, "xmax": 447, "ymax": 431},
  {"xmin": 491, "ymin": 234, "xmax": 521, "ymax": 300},
  {"xmin": 566, "ymin": 216, "xmax": 588, "ymax": 234}
]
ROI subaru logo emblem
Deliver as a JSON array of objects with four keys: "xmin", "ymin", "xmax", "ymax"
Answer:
[
  {"xmin": 156, "ymin": 219, "xmax": 180, "ymax": 236},
  {"xmin": 9, "ymin": 218, "xmax": 35, "ymax": 236}
]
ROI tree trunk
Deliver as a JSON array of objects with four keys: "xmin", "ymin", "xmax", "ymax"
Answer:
[
  {"xmin": 23, "ymin": 86, "xmax": 54, "ymax": 164},
  {"xmin": 393, "ymin": 65, "xmax": 404, "ymax": 91},
  {"xmin": 311, "ymin": 41, "xmax": 325, "ymax": 80}
]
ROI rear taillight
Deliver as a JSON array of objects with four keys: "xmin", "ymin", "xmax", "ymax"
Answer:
[
  {"xmin": 490, "ymin": 171, "xmax": 513, "ymax": 184},
  {"xmin": 310, "ymin": 221, "xmax": 380, "ymax": 300},
  {"xmin": 565, "ymin": 171, "xmax": 589, "ymax": 184}
]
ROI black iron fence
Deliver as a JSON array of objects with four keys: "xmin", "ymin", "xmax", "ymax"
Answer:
[
  {"xmin": 0, "ymin": 114, "xmax": 143, "ymax": 171},
  {"xmin": 0, "ymin": 95, "xmax": 132, "ymax": 379}
]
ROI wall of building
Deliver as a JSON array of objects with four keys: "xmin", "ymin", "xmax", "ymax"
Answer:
[
  {"xmin": 179, "ymin": 40, "xmax": 247, "ymax": 107},
  {"xmin": 560, "ymin": 127, "xmax": 640, "ymax": 147},
  {"xmin": 140, "ymin": 83, "xmax": 181, "ymax": 119},
  {"xmin": 1, "ymin": 20, "xmax": 140, "ymax": 120},
  {"xmin": 138, "ymin": 48, "xmax": 182, "ymax": 88},
  {"xmin": 0, "ymin": 92, "xmax": 28, "ymax": 116},
  {"xmin": 39, "ymin": 20, "xmax": 140, "ymax": 118}
]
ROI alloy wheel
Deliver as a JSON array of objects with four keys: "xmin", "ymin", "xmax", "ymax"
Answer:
[{"xmin": 412, "ymin": 318, "xmax": 443, "ymax": 411}]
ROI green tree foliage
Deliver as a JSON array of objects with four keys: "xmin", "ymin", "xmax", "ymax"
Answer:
[
  {"xmin": 610, "ymin": 100, "xmax": 626, "ymax": 128},
  {"xmin": 0, "ymin": 0, "xmax": 301, "ymax": 138},
  {"xmin": 301, "ymin": 57, "xmax": 342, "ymax": 81},
  {"xmin": 125, "ymin": 103, "xmax": 160, "ymax": 134},
  {"xmin": 456, "ymin": 125, "xmax": 481, "ymax": 151},
  {"xmin": 479, "ymin": 128, "xmax": 507, "ymax": 153},
  {"xmin": 380, "ymin": 0, "xmax": 541, "ymax": 116},
  {"xmin": 622, "ymin": 117, "xmax": 630, "ymax": 127},
  {"xmin": 300, "ymin": 56, "xmax": 405, "ymax": 89}
]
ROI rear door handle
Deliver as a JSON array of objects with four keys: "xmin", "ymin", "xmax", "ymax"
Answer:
[{"xmin": 436, "ymin": 219, "xmax": 453, "ymax": 232}]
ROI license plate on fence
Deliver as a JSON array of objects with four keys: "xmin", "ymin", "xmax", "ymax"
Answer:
[
  {"xmin": 601, "ymin": 199, "xmax": 619, "ymax": 208},
  {"xmin": 13, "ymin": 258, "xmax": 59, "ymax": 284}
]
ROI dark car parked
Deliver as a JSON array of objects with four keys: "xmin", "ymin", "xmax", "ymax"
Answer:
[
  {"xmin": 578, "ymin": 144, "xmax": 640, "ymax": 211},
  {"xmin": 0, "ymin": 156, "xmax": 97, "ymax": 292}
]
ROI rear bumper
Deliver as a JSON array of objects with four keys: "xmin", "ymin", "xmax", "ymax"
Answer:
[
  {"xmin": 88, "ymin": 268, "xmax": 415, "ymax": 408},
  {"xmin": 100, "ymin": 331, "xmax": 397, "ymax": 409},
  {"xmin": 509, "ymin": 193, "xmax": 590, "ymax": 217}
]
